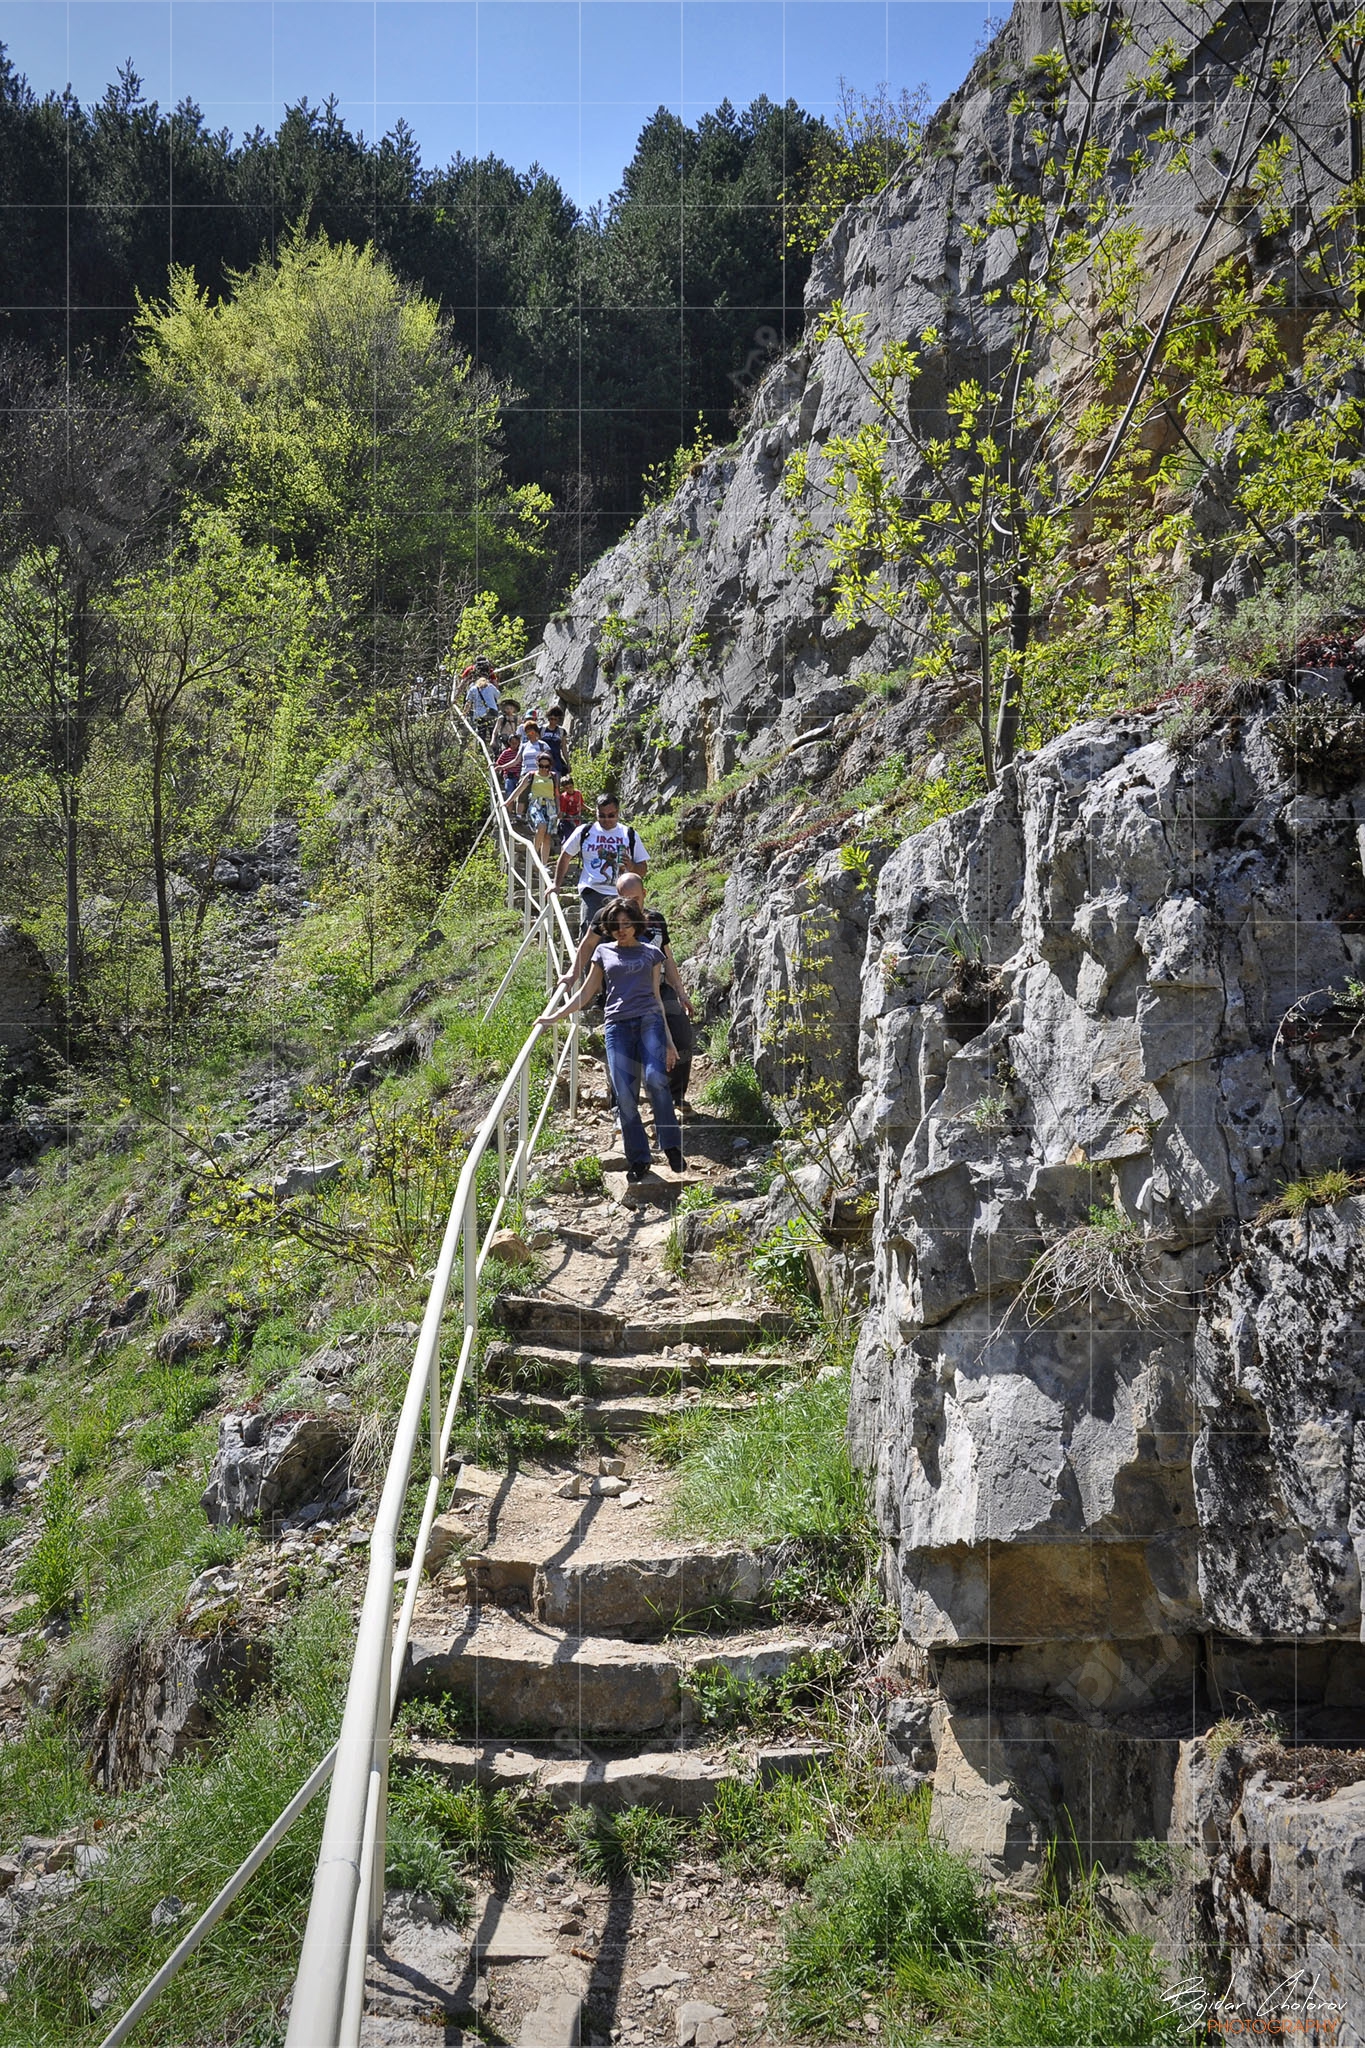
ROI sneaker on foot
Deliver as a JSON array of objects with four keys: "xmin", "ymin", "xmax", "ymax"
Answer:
[
  {"xmin": 664, "ymin": 1147, "xmax": 684, "ymax": 1173},
  {"xmin": 625, "ymin": 1165, "xmax": 648, "ymax": 1183}
]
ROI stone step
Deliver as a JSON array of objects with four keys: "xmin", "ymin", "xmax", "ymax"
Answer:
[
  {"xmin": 529, "ymin": 1544, "xmax": 777, "ymax": 1638},
  {"xmin": 496, "ymin": 1297, "xmax": 794, "ymax": 1356},
  {"xmin": 483, "ymin": 1340, "xmax": 801, "ymax": 1397},
  {"xmin": 603, "ymin": 1167, "xmax": 700, "ymax": 1208},
  {"xmin": 428, "ymin": 1468, "xmax": 779, "ymax": 1637},
  {"xmin": 402, "ymin": 1615, "xmax": 834, "ymax": 1737},
  {"xmin": 486, "ymin": 1391, "xmax": 671, "ymax": 1435},
  {"xmin": 405, "ymin": 1737, "xmax": 740, "ymax": 1815},
  {"xmin": 403, "ymin": 1736, "xmax": 836, "ymax": 1812}
]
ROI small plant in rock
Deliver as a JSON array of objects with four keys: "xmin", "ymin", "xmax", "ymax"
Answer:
[
  {"xmin": 394, "ymin": 1691, "xmax": 468, "ymax": 1741},
  {"xmin": 1008, "ymin": 1204, "xmax": 1178, "ymax": 1329},
  {"xmin": 563, "ymin": 1802, "xmax": 686, "ymax": 1882},
  {"xmin": 1129, "ymin": 1837, "xmax": 1191, "ymax": 1901},
  {"xmin": 965, "ymin": 1091, "xmax": 1013, "ymax": 1131},
  {"xmin": 1259, "ymin": 1167, "xmax": 1363, "ymax": 1222},
  {"xmin": 1264, "ymin": 700, "xmax": 1365, "ymax": 793},
  {"xmin": 682, "ymin": 1647, "xmax": 847, "ymax": 1735},
  {"xmin": 547, "ymin": 1155, "xmax": 605, "ymax": 1198}
]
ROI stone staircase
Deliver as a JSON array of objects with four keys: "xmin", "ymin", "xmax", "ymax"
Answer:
[{"xmin": 363, "ymin": 1091, "xmax": 828, "ymax": 2047}]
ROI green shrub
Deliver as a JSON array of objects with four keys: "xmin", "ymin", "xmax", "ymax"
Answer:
[
  {"xmin": 749, "ymin": 1219, "xmax": 821, "ymax": 1307},
  {"xmin": 775, "ymin": 1830, "xmax": 990, "ymax": 2037},
  {"xmin": 699, "ymin": 1060, "xmax": 768, "ymax": 1126}
]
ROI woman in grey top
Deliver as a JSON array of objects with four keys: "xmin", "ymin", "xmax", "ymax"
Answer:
[{"xmin": 537, "ymin": 897, "xmax": 683, "ymax": 1182}]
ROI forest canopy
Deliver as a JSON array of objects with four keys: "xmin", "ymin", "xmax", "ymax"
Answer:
[{"xmin": 0, "ymin": 48, "xmax": 839, "ymax": 529}]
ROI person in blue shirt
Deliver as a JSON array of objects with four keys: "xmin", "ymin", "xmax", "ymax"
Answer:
[{"xmin": 537, "ymin": 896, "xmax": 682, "ymax": 1181}]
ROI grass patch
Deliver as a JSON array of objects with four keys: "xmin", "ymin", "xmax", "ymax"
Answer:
[
  {"xmin": 0, "ymin": 1593, "xmax": 351, "ymax": 2047},
  {"xmin": 668, "ymin": 1365, "xmax": 872, "ymax": 1557},
  {"xmin": 772, "ymin": 1826, "xmax": 1198, "ymax": 2046},
  {"xmin": 774, "ymin": 1828, "xmax": 990, "ymax": 2038},
  {"xmin": 563, "ymin": 1803, "xmax": 688, "ymax": 1883},
  {"xmin": 1259, "ymin": 1165, "xmax": 1363, "ymax": 1222}
]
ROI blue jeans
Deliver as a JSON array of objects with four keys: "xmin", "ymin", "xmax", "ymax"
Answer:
[{"xmin": 605, "ymin": 1013, "xmax": 681, "ymax": 1170}]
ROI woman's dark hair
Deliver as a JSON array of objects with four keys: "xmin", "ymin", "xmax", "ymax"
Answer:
[{"xmin": 594, "ymin": 896, "xmax": 647, "ymax": 936}]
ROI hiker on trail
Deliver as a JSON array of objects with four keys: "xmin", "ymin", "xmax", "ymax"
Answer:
[
  {"xmin": 517, "ymin": 721, "xmax": 545, "ymax": 782},
  {"xmin": 555, "ymin": 872, "xmax": 694, "ymax": 1109},
  {"xmin": 541, "ymin": 706, "xmax": 570, "ymax": 778},
  {"xmin": 490, "ymin": 698, "xmax": 520, "ymax": 752},
  {"xmin": 461, "ymin": 658, "xmax": 500, "ymax": 742},
  {"xmin": 553, "ymin": 793, "xmax": 647, "ymax": 934},
  {"xmin": 557, "ymin": 772, "xmax": 585, "ymax": 843},
  {"xmin": 507, "ymin": 747, "xmax": 561, "ymax": 867},
  {"xmin": 495, "ymin": 735, "xmax": 522, "ymax": 798},
  {"xmin": 537, "ymin": 895, "xmax": 683, "ymax": 1182}
]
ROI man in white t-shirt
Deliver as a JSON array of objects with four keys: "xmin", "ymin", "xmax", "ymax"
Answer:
[{"xmin": 553, "ymin": 792, "xmax": 648, "ymax": 933}]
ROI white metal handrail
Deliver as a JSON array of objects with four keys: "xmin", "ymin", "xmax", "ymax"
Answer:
[
  {"xmin": 103, "ymin": 712, "xmax": 583, "ymax": 2048},
  {"xmin": 286, "ymin": 712, "xmax": 582, "ymax": 2045}
]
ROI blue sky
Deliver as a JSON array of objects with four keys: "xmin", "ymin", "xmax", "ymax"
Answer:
[{"xmin": 0, "ymin": 1, "xmax": 997, "ymax": 207}]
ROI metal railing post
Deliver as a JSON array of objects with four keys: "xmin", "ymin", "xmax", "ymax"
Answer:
[
  {"xmin": 516, "ymin": 1063, "xmax": 530, "ymax": 1199},
  {"xmin": 569, "ymin": 1016, "xmax": 580, "ymax": 1119},
  {"xmin": 522, "ymin": 837, "xmax": 533, "ymax": 934},
  {"xmin": 463, "ymin": 1182, "xmax": 479, "ymax": 1367}
]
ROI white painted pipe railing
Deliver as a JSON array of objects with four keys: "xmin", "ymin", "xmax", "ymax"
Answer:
[{"xmin": 103, "ymin": 710, "xmax": 582, "ymax": 2048}]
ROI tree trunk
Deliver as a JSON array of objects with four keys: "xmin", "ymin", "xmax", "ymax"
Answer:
[
  {"xmin": 150, "ymin": 736, "xmax": 175, "ymax": 1017},
  {"xmin": 994, "ymin": 573, "xmax": 1031, "ymax": 771},
  {"xmin": 63, "ymin": 789, "xmax": 80, "ymax": 996},
  {"xmin": 976, "ymin": 573, "xmax": 997, "ymax": 788}
]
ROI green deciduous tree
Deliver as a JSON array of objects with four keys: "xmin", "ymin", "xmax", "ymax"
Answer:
[
  {"xmin": 0, "ymin": 352, "xmax": 179, "ymax": 993},
  {"xmin": 783, "ymin": 2, "xmax": 1321, "ymax": 783},
  {"xmin": 786, "ymin": 78, "xmax": 930, "ymax": 258},
  {"xmin": 135, "ymin": 227, "xmax": 543, "ymax": 613},
  {"xmin": 110, "ymin": 511, "xmax": 324, "ymax": 1015}
]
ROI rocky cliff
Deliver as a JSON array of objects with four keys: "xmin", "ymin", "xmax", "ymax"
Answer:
[{"xmin": 526, "ymin": 0, "xmax": 1365, "ymax": 2020}]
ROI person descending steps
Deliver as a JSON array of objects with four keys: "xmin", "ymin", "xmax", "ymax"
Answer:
[
  {"xmin": 537, "ymin": 894, "xmax": 682, "ymax": 1180},
  {"xmin": 553, "ymin": 871, "xmax": 694, "ymax": 1110},
  {"xmin": 553, "ymin": 790, "xmax": 647, "ymax": 935}
]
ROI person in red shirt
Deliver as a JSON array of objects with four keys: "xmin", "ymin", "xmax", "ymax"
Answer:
[
  {"xmin": 557, "ymin": 773, "xmax": 585, "ymax": 841},
  {"xmin": 495, "ymin": 738, "xmax": 522, "ymax": 798}
]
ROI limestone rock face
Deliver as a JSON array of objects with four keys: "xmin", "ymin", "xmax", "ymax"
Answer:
[
  {"xmin": 202, "ymin": 1410, "xmax": 355, "ymax": 1527},
  {"xmin": 530, "ymin": 4, "xmax": 1340, "ymax": 825},
  {"xmin": 1195, "ymin": 1200, "xmax": 1365, "ymax": 1642},
  {"xmin": 91, "ymin": 1628, "xmax": 271, "ymax": 1787},
  {"xmin": 850, "ymin": 705, "xmax": 1365, "ymax": 1660}
]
